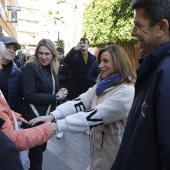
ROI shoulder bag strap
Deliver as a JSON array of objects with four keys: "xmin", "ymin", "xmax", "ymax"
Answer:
[{"xmin": 29, "ymin": 70, "xmax": 55, "ymax": 117}]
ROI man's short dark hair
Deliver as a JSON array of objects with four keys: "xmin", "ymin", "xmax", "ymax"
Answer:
[
  {"xmin": 105, "ymin": 42, "xmax": 114, "ymax": 47},
  {"xmin": 80, "ymin": 38, "xmax": 89, "ymax": 45},
  {"xmin": 131, "ymin": 0, "xmax": 170, "ymax": 29},
  {"xmin": 56, "ymin": 47, "xmax": 64, "ymax": 54}
]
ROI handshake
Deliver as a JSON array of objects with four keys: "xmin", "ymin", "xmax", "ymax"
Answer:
[
  {"xmin": 17, "ymin": 114, "xmax": 58, "ymax": 135},
  {"xmin": 18, "ymin": 89, "xmax": 68, "ymax": 135},
  {"xmin": 56, "ymin": 88, "xmax": 68, "ymax": 100},
  {"xmin": 47, "ymin": 122, "xmax": 58, "ymax": 135},
  {"xmin": 29, "ymin": 114, "xmax": 58, "ymax": 135}
]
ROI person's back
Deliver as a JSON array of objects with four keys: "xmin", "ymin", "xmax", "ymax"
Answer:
[
  {"xmin": 0, "ymin": 129, "xmax": 24, "ymax": 170},
  {"xmin": 111, "ymin": 0, "xmax": 170, "ymax": 170},
  {"xmin": 64, "ymin": 38, "xmax": 95, "ymax": 100}
]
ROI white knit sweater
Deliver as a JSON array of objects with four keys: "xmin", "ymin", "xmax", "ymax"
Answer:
[{"xmin": 52, "ymin": 83, "xmax": 135, "ymax": 133}]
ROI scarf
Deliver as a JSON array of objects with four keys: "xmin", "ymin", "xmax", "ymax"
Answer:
[{"xmin": 96, "ymin": 73, "xmax": 121, "ymax": 96}]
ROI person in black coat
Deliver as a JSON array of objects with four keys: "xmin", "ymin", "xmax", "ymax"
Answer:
[
  {"xmin": 22, "ymin": 39, "xmax": 68, "ymax": 170},
  {"xmin": 0, "ymin": 118, "xmax": 23, "ymax": 170},
  {"xmin": 64, "ymin": 38, "xmax": 96, "ymax": 100},
  {"xmin": 56, "ymin": 47, "xmax": 70, "ymax": 89},
  {"xmin": 56, "ymin": 47, "xmax": 70, "ymax": 139}
]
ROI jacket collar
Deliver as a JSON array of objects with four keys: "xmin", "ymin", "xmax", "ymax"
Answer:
[
  {"xmin": 38, "ymin": 67, "xmax": 54, "ymax": 93},
  {"xmin": 136, "ymin": 41, "xmax": 170, "ymax": 82}
]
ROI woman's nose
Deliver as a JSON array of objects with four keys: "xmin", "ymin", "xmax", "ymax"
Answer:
[
  {"xmin": 99, "ymin": 62, "xmax": 103, "ymax": 69},
  {"xmin": 41, "ymin": 54, "xmax": 47, "ymax": 58}
]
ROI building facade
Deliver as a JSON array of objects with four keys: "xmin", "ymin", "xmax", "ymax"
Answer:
[
  {"xmin": 0, "ymin": 0, "xmax": 18, "ymax": 40},
  {"xmin": 17, "ymin": 0, "xmax": 40, "ymax": 55},
  {"xmin": 0, "ymin": 0, "xmax": 91, "ymax": 54},
  {"xmin": 16, "ymin": 0, "xmax": 91, "ymax": 54}
]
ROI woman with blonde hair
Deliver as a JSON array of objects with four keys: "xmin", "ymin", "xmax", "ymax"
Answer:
[
  {"xmin": 22, "ymin": 39, "xmax": 68, "ymax": 170},
  {"xmin": 30, "ymin": 45, "xmax": 136, "ymax": 170}
]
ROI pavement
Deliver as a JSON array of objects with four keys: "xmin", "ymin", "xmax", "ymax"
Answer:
[{"xmin": 42, "ymin": 132, "xmax": 90, "ymax": 170}]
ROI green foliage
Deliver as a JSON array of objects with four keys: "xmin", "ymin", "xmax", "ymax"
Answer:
[
  {"xmin": 83, "ymin": 0, "xmax": 137, "ymax": 47},
  {"xmin": 54, "ymin": 39, "xmax": 65, "ymax": 48},
  {"xmin": 46, "ymin": 10, "xmax": 64, "ymax": 25}
]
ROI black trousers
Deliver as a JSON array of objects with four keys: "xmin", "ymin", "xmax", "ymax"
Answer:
[{"xmin": 29, "ymin": 142, "xmax": 47, "ymax": 170}]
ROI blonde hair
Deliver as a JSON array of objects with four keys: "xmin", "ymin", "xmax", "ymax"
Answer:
[
  {"xmin": 97, "ymin": 45, "xmax": 136, "ymax": 84},
  {"xmin": 0, "ymin": 41, "xmax": 5, "ymax": 53},
  {"xmin": 26, "ymin": 39, "xmax": 59, "ymax": 75}
]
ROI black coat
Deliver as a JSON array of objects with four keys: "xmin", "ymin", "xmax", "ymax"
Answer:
[
  {"xmin": 21, "ymin": 63, "xmax": 59, "ymax": 124},
  {"xmin": 0, "ymin": 119, "xmax": 23, "ymax": 170},
  {"xmin": 58, "ymin": 58, "xmax": 70, "ymax": 89},
  {"xmin": 0, "ymin": 131, "xmax": 23, "ymax": 170},
  {"xmin": 64, "ymin": 47, "xmax": 95, "ymax": 100}
]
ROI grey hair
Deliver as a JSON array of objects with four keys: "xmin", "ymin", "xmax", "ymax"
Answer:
[{"xmin": 0, "ymin": 41, "xmax": 5, "ymax": 53}]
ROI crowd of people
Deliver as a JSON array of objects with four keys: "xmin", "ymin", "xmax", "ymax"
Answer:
[{"xmin": 1, "ymin": 0, "xmax": 170, "ymax": 170}]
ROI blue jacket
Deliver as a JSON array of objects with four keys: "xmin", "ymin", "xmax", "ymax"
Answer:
[
  {"xmin": 8, "ymin": 62, "xmax": 23, "ymax": 113},
  {"xmin": 87, "ymin": 60, "xmax": 100, "ymax": 86},
  {"xmin": 111, "ymin": 41, "xmax": 170, "ymax": 170}
]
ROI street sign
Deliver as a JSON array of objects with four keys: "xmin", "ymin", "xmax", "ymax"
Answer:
[
  {"xmin": 6, "ymin": 6, "xmax": 21, "ymax": 23},
  {"xmin": 11, "ymin": 10, "xmax": 17, "ymax": 23},
  {"xmin": 7, "ymin": 6, "xmax": 21, "ymax": 11}
]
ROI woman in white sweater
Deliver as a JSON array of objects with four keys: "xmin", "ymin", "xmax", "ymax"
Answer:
[{"xmin": 30, "ymin": 45, "xmax": 136, "ymax": 170}]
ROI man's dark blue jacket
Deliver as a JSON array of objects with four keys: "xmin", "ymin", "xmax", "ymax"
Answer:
[
  {"xmin": 111, "ymin": 41, "xmax": 170, "ymax": 170},
  {"xmin": 8, "ymin": 62, "xmax": 23, "ymax": 113}
]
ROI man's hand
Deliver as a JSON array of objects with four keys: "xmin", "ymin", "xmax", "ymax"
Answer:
[{"xmin": 74, "ymin": 43, "xmax": 81, "ymax": 50}]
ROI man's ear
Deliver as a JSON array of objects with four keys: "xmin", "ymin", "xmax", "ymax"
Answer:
[{"xmin": 157, "ymin": 19, "xmax": 169, "ymax": 38}]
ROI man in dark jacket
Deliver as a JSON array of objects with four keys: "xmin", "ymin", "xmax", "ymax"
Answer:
[
  {"xmin": 57, "ymin": 47, "xmax": 70, "ymax": 89},
  {"xmin": 111, "ymin": 0, "xmax": 170, "ymax": 170},
  {"xmin": 56, "ymin": 47, "xmax": 70, "ymax": 139},
  {"xmin": 0, "ymin": 118, "xmax": 23, "ymax": 170},
  {"xmin": 14, "ymin": 50, "xmax": 26, "ymax": 68},
  {"xmin": 0, "ymin": 36, "xmax": 23, "ymax": 113},
  {"xmin": 64, "ymin": 38, "xmax": 95, "ymax": 100}
]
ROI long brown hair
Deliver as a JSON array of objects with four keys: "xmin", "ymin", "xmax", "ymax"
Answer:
[{"xmin": 97, "ymin": 45, "xmax": 136, "ymax": 85}]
